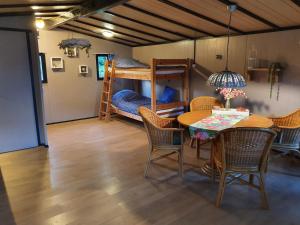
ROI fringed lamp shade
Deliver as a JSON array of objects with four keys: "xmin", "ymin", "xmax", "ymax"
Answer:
[{"xmin": 207, "ymin": 70, "xmax": 246, "ymax": 88}]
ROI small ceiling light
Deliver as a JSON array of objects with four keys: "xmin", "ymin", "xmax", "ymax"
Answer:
[
  {"xmin": 35, "ymin": 18, "xmax": 45, "ymax": 29},
  {"xmin": 31, "ymin": 6, "xmax": 40, "ymax": 10},
  {"xmin": 104, "ymin": 23, "xmax": 114, "ymax": 30},
  {"xmin": 102, "ymin": 30, "xmax": 114, "ymax": 38}
]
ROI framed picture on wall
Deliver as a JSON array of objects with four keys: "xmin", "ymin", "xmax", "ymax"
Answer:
[
  {"xmin": 79, "ymin": 65, "xmax": 88, "ymax": 74},
  {"xmin": 50, "ymin": 57, "xmax": 64, "ymax": 69}
]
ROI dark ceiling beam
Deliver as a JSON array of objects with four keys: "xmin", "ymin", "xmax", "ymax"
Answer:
[
  {"xmin": 291, "ymin": 0, "xmax": 300, "ymax": 7},
  {"xmin": 64, "ymin": 23, "xmax": 141, "ymax": 45},
  {"xmin": 218, "ymin": 0, "xmax": 280, "ymax": 29},
  {"xmin": 0, "ymin": 8, "xmax": 72, "ymax": 17},
  {"xmin": 58, "ymin": 26, "xmax": 134, "ymax": 46},
  {"xmin": 158, "ymin": 0, "xmax": 243, "ymax": 34},
  {"xmin": 74, "ymin": 19, "xmax": 154, "ymax": 43},
  {"xmin": 105, "ymin": 11, "xmax": 192, "ymax": 39},
  {"xmin": 89, "ymin": 15, "xmax": 174, "ymax": 41},
  {"xmin": 46, "ymin": 0, "xmax": 129, "ymax": 29},
  {"xmin": 0, "ymin": 2, "xmax": 82, "ymax": 8},
  {"xmin": 123, "ymin": 3, "xmax": 215, "ymax": 37}
]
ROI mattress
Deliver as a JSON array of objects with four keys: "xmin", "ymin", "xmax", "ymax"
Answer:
[{"xmin": 111, "ymin": 90, "xmax": 184, "ymax": 116}]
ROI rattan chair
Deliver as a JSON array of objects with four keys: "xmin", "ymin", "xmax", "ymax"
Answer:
[
  {"xmin": 212, "ymin": 128, "xmax": 276, "ymax": 208},
  {"xmin": 190, "ymin": 96, "xmax": 223, "ymax": 158},
  {"xmin": 139, "ymin": 106, "xmax": 185, "ymax": 178},
  {"xmin": 270, "ymin": 109, "xmax": 300, "ymax": 155}
]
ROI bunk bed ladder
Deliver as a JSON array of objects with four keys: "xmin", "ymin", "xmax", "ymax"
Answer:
[{"xmin": 99, "ymin": 60, "xmax": 114, "ymax": 120}]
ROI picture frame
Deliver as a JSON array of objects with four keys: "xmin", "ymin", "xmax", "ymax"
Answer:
[
  {"xmin": 66, "ymin": 47, "xmax": 78, "ymax": 57},
  {"xmin": 50, "ymin": 57, "xmax": 64, "ymax": 69},
  {"xmin": 79, "ymin": 65, "xmax": 88, "ymax": 74}
]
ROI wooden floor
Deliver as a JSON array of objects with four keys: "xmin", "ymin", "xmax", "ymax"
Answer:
[{"xmin": 1, "ymin": 117, "xmax": 300, "ymax": 225}]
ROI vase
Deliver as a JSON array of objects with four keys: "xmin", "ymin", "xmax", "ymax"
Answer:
[{"xmin": 225, "ymin": 98, "xmax": 231, "ymax": 109}]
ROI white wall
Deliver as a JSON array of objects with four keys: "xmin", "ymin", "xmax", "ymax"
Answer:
[
  {"xmin": 133, "ymin": 30, "xmax": 300, "ymax": 116},
  {"xmin": 38, "ymin": 30, "xmax": 132, "ymax": 123}
]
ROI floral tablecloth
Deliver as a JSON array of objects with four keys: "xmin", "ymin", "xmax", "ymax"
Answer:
[{"xmin": 189, "ymin": 114, "xmax": 247, "ymax": 141}]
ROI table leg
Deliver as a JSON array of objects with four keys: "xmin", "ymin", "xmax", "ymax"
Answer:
[{"xmin": 200, "ymin": 139, "xmax": 220, "ymax": 178}]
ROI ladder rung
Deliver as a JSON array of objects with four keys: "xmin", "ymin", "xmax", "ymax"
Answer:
[{"xmin": 101, "ymin": 101, "xmax": 109, "ymax": 104}]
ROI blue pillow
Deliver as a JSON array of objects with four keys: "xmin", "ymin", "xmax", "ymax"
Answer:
[{"xmin": 160, "ymin": 86, "xmax": 176, "ymax": 103}]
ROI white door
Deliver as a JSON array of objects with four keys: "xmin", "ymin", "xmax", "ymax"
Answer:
[{"xmin": 0, "ymin": 30, "xmax": 38, "ymax": 152}]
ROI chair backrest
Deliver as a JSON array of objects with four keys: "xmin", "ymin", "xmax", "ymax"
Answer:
[
  {"xmin": 190, "ymin": 96, "xmax": 223, "ymax": 112},
  {"xmin": 139, "ymin": 107, "xmax": 173, "ymax": 146},
  {"xmin": 214, "ymin": 128, "xmax": 276, "ymax": 172},
  {"xmin": 272, "ymin": 109, "xmax": 300, "ymax": 127}
]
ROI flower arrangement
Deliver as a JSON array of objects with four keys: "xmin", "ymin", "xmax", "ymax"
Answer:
[{"xmin": 218, "ymin": 88, "xmax": 247, "ymax": 109}]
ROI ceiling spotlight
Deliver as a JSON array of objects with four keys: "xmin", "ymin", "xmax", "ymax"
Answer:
[
  {"xmin": 102, "ymin": 30, "xmax": 114, "ymax": 38},
  {"xmin": 31, "ymin": 6, "xmax": 40, "ymax": 10},
  {"xmin": 104, "ymin": 23, "xmax": 114, "ymax": 30},
  {"xmin": 35, "ymin": 19, "xmax": 45, "ymax": 29}
]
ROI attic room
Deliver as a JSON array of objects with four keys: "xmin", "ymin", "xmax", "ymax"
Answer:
[{"xmin": 0, "ymin": 0, "xmax": 300, "ymax": 224}]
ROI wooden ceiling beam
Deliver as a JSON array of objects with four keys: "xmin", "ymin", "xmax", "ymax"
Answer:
[
  {"xmin": 64, "ymin": 23, "xmax": 141, "ymax": 45},
  {"xmin": 158, "ymin": 0, "xmax": 244, "ymax": 34},
  {"xmin": 105, "ymin": 11, "xmax": 192, "ymax": 39},
  {"xmin": 89, "ymin": 15, "xmax": 174, "ymax": 41},
  {"xmin": 123, "ymin": 3, "xmax": 215, "ymax": 37},
  {"xmin": 46, "ymin": 0, "xmax": 129, "ymax": 30},
  {"xmin": 218, "ymin": 0, "xmax": 280, "ymax": 29},
  {"xmin": 74, "ymin": 19, "xmax": 154, "ymax": 43},
  {"xmin": 58, "ymin": 26, "xmax": 134, "ymax": 46}
]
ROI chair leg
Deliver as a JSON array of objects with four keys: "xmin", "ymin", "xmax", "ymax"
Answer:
[
  {"xmin": 258, "ymin": 172, "xmax": 269, "ymax": 209},
  {"xmin": 144, "ymin": 146, "xmax": 152, "ymax": 178},
  {"xmin": 178, "ymin": 148, "xmax": 184, "ymax": 178},
  {"xmin": 189, "ymin": 137, "xmax": 195, "ymax": 148},
  {"xmin": 216, "ymin": 172, "xmax": 227, "ymax": 208},
  {"xmin": 196, "ymin": 139, "xmax": 200, "ymax": 159},
  {"xmin": 249, "ymin": 174, "xmax": 254, "ymax": 185}
]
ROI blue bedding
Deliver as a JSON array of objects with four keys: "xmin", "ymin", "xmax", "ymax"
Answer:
[{"xmin": 112, "ymin": 90, "xmax": 160, "ymax": 115}]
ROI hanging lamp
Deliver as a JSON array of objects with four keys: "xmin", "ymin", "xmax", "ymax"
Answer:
[{"xmin": 207, "ymin": 4, "xmax": 246, "ymax": 88}]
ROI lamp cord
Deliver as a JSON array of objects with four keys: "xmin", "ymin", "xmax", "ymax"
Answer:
[{"xmin": 225, "ymin": 11, "xmax": 232, "ymax": 71}]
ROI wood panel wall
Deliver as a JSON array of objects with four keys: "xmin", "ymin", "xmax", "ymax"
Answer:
[{"xmin": 133, "ymin": 30, "xmax": 300, "ymax": 116}]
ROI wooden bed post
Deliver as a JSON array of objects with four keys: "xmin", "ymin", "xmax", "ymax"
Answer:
[{"xmin": 151, "ymin": 58, "xmax": 157, "ymax": 112}]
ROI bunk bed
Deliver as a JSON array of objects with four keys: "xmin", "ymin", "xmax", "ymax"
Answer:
[{"xmin": 99, "ymin": 58, "xmax": 191, "ymax": 121}]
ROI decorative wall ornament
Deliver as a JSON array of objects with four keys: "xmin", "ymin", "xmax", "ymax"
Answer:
[
  {"xmin": 268, "ymin": 62, "xmax": 282, "ymax": 100},
  {"xmin": 58, "ymin": 38, "xmax": 91, "ymax": 57},
  {"xmin": 50, "ymin": 57, "xmax": 64, "ymax": 70},
  {"xmin": 79, "ymin": 65, "xmax": 88, "ymax": 74}
]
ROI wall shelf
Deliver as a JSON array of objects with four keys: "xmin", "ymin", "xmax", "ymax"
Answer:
[{"xmin": 246, "ymin": 67, "xmax": 281, "ymax": 80}]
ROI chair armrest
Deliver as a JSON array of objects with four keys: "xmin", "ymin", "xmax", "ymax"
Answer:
[{"xmin": 158, "ymin": 117, "xmax": 177, "ymax": 128}]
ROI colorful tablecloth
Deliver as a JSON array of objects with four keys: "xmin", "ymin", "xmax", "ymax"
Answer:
[{"xmin": 189, "ymin": 114, "xmax": 247, "ymax": 141}]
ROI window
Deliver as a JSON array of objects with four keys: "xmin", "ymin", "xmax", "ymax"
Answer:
[
  {"xmin": 96, "ymin": 54, "xmax": 108, "ymax": 80},
  {"xmin": 39, "ymin": 53, "xmax": 47, "ymax": 83}
]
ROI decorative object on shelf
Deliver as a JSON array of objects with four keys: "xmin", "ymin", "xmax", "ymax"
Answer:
[
  {"xmin": 207, "ymin": 4, "xmax": 246, "ymax": 88},
  {"xmin": 218, "ymin": 88, "xmax": 247, "ymax": 109},
  {"xmin": 58, "ymin": 38, "xmax": 91, "ymax": 57},
  {"xmin": 50, "ymin": 57, "xmax": 64, "ymax": 69},
  {"xmin": 79, "ymin": 65, "xmax": 88, "ymax": 74},
  {"xmin": 268, "ymin": 62, "xmax": 282, "ymax": 100}
]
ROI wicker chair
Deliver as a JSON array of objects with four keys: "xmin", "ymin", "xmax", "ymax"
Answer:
[
  {"xmin": 139, "ymin": 106, "xmax": 185, "ymax": 178},
  {"xmin": 212, "ymin": 128, "xmax": 276, "ymax": 208},
  {"xmin": 270, "ymin": 109, "xmax": 300, "ymax": 155},
  {"xmin": 190, "ymin": 96, "xmax": 223, "ymax": 158}
]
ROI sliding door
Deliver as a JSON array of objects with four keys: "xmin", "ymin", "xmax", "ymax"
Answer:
[{"xmin": 0, "ymin": 30, "xmax": 38, "ymax": 152}]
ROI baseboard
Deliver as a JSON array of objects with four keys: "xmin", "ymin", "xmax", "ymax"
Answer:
[{"xmin": 46, "ymin": 116, "xmax": 98, "ymax": 125}]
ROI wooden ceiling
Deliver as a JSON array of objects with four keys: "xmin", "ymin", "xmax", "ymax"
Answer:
[{"xmin": 1, "ymin": 0, "xmax": 300, "ymax": 47}]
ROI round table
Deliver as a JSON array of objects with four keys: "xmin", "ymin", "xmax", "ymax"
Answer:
[
  {"xmin": 177, "ymin": 111, "xmax": 273, "ymax": 176},
  {"xmin": 178, "ymin": 111, "xmax": 274, "ymax": 128}
]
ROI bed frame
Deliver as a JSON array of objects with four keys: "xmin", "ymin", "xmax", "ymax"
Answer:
[{"xmin": 99, "ymin": 58, "xmax": 191, "ymax": 121}]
